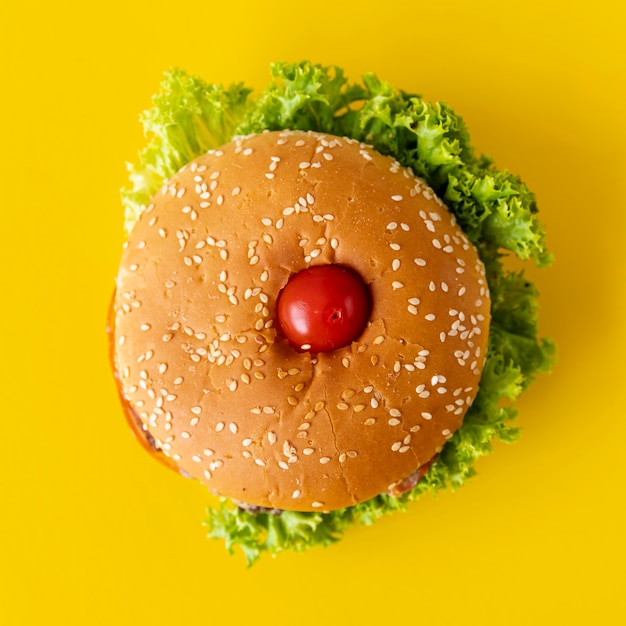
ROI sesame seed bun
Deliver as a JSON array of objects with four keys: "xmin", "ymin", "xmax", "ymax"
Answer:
[{"xmin": 113, "ymin": 130, "xmax": 490, "ymax": 512}]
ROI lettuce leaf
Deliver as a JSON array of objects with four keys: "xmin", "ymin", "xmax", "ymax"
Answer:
[
  {"xmin": 121, "ymin": 61, "xmax": 555, "ymax": 565},
  {"xmin": 121, "ymin": 69, "xmax": 252, "ymax": 233}
]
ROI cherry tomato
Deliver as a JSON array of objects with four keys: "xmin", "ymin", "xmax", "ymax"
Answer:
[{"xmin": 277, "ymin": 265, "xmax": 371, "ymax": 352}]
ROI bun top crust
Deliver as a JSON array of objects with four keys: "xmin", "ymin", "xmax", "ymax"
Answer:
[{"xmin": 113, "ymin": 130, "xmax": 490, "ymax": 512}]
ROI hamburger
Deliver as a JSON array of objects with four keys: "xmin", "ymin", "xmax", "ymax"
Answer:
[{"xmin": 110, "ymin": 62, "xmax": 554, "ymax": 563}]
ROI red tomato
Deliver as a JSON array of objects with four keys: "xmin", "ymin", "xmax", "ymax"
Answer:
[{"xmin": 277, "ymin": 265, "xmax": 371, "ymax": 352}]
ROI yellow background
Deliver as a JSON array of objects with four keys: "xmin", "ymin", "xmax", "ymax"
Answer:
[{"xmin": 2, "ymin": 1, "xmax": 624, "ymax": 624}]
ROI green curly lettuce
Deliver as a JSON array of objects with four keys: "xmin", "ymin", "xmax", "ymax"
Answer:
[
  {"xmin": 121, "ymin": 61, "xmax": 555, "ymax": 565},
  {"xmin": 121, "ymin": 70, "xmax": 252, "ymax": 233}
]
